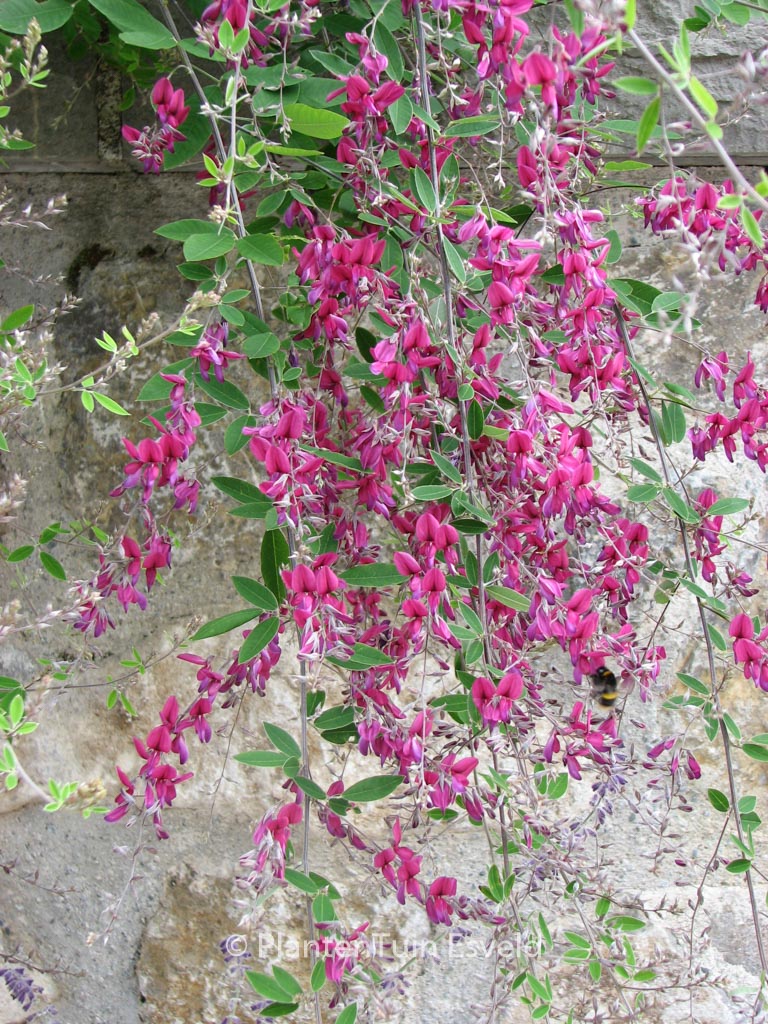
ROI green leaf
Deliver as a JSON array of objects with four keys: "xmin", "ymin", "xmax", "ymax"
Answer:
[
  {"xmin": 626, "ymin": 483, "xmax": 660, "ymax": 503},
  {"xmin": 741, "ymin": 206, "xmax": 763, "ymax": 248},
  {"xmin": 300, "ymin": 445, "xmax": 364, "ymax": 472},
  {"xmin": 677, "ymin": 673, "xmax": 709, "ymax": 695},
  {"xmin": 528, "ymin": 974, "xmax": 551, "ymax": 1001},
  {"xmin": 254, "ymin": 1003, "xmax": 298, "ymax": 1018},
  {"xmin": 679, "ymin": 577, "xmax": 707, "ymax": 600},
  {"xmin": 314, "ymin": 706, "xmax": 355, "ymax": 730},
  {"xmin": 726, "ymin": 858, "xmax": 752, "ymax": 874},
  {"xmin": 232, "ymin": 576, "xmax": 279, "ymax": 611},
  {"xmin": 234, "ymin": 750, "xmax": 289, "ymax": 767},
  {"xmin": 246, "ymin": 971, "xmax": 294, "ymax": 1002},
  {"xmin": 39, "ymin": 551, "xmax": 66, "ymax": 580},
  {"xmin": 607, "ymin": 916, "xmax": 646, "ymax": 932},
  {"xmin": 195, "ymin": 373, "xmax": 250, "ymax": 411},
  {"xmin": 605, "ymin": 228, "xmax": 623, "ymax": 264},
  {"xmin": 6, "ymin": 544, "xmax": 34, "ymax": 562},
  {"xmin": 284, "ymin": 102, "xmax": 349, "ymax": 139},
  {"xmin": 86, "ymin": 0, "xmax": 173, "ymax": 48},
  {"xmin": 220, "ymin": 305, "xmax": 245, "ymax": 327},
  {"xmin": 636, "ymin": 97, "xmax": 660, "ymax": 154},
  {"xmin": 613, "ymin": 76, "xmax": 659, "ymax": 95},
  {"xmin": 38, "ymin": 523, "xmax": 65, "ymax": 545},
  {"xmin": 743, "ymin": 743, "xmax": 768, "ymax": 763},
  {"xmin": 307, "ymin": 48, "xmax": 355, "ymax": 76},
  {"xmin": 327, "ymin": 643, "xmax": 395, "ymax": 670},
  {"xmin": 243, "ymin": 333, "xmax": 280, "ymax": 359},
  {"xmin": 373, "ymin": 20, "xmax": 403, "ymax": 79},
  {"xmin": 0, "ymin": 0, "xmax": 72, "ymax": 31},
  {"xmin": 442, "ymin": 115, "xmax": 500, "ymax": 138},
  {"xmin": 1, "ymin": 304, "xmax": 34, "ymax": 332},
  {"xmin": 708, "ymin": 788, "xmax": 730, "ymax": 812},
  {"xmin": 604, "ymin": 160, "xmax": 651, "ymax": 172},
  {"xmin": 182, "ymin": 230, "xmax": 236, "ymax": 262},
  {"xmin": 412, "ymin": 484, "xmax": 453, "ymax": 501},
  {"xmin": 336, "ymin": 1005, "xmax": 358, "ymax": 1024},
  {"xmin": 310, "ymin": 958, "xmax": 326, "ymax": 992},
  {"xmin": 706, "ymin": 497, "xmax": 750, "ymax": 516},
  {"xmin": 689, "ymin": 75, "xmax": 718, "ymax": 118},
  {"xmin": 236, "ymin": 234, "xmax": 284, "ymax": 266},
  {"xmin": 484, "ymin": 586, "xmax": 529, "ymax": 612},
  {"xmin": 411, "ymin": 166, "xmax": 438, "ymax": 214},
  {"xmin": 0, "ymin": 429, "xmax": 8, "ymax": 453},
  {"xmin": 225, "ymin": 414, "xmax": 257, "ymax": 455},
  {"xmin": 312, "ymin": 893, "xmax": 337, "ymax": 923},
  {"xmin": 256, "ymin": 192, "xmax": 288, "ymax": 218},
  {"xmin": 136, "ymin": 359, "xmax": 193, "ymax": 402},
  {"xmin": 93, "ymin": 392, "xmax": 130, "ymax": 416},
  {"xmin": 548, "ymin": 774, "xmax": 569, "ymax": 799},
  {"xmin": 443, "ymin": 237, "xmax": 467, "ymax": 283},
  {"xmin": 294, "ymin": 775, "xmax": 326, "ymax": 800},
  {"xmin": 231, "ymin": 502, "xmax": 277, "ymax": 523},
  {"xmin": 451, "ymin": 517, "xmax": 488, "ymax": 535},
  {"xmin": 342, "ymin": 775, "xmax": 403, "ymax": 802},
  {"xmin": 661, "ymin": 400, "xmax": 686, "ymax": 444},
  {"xmin": 723, "ymin": 713, "xmax": 741, "ymax": 742},
  {"xmin": 720, "ymin": 2, "xmax": 751, "ymax": 25},
  {"xmin": 388, "ymin": 94, "xmax": 413, "ymax": 135},
  {"xmin": 708, "ymin": 624, "xmax": 727, "ymax": 652},
  {"xmin": 339, "ymin": 564, "xmax": 402, "ymax": 587},
  {"xmin": 238, "ymin": 616, "xmax": 280, "ymax": 664},
  {"xmin": 283, "ymin": 868, "xmax": 322, "ymax": 894},
  {"xmin": 271, "ymin": 967, "xmax": 302, "ymax": 999},
  {"xmin": 261, "ymin": 529, "xmax": 289, "ymax": 603},
  {"xmin": 467, "ymin": 400, "xmax": 485, "ymax": 440},
  {"xmin": 662, "ymin": 487, "xmax": 700, "ymax": 524},
  {"xmin": 191, "ymin": 608, "xmax": 261, "ymax": 641},
  {"xmin": 212, "ymin": 475, "xmax": 268, "ymax": 505},
  {"xmin": 155, "ymin": 219, "xmax": 219, "ymax": 241},
  {"xmin": 264, "ymin": 722, "xmax": 301, "ymax": 758},
  {"xmin": 629, "ymin": 458, "xmax": 662, "ymax": 483}
]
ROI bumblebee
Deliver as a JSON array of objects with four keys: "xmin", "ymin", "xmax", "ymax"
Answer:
[{"xmin": 590, "ymin": 666, "xmax": 619, "ymax": 707}]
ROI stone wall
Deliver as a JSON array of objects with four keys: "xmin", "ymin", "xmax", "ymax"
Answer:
[{"xmin": 1, "ymin": 7, "xmax": 768, "ymax": 1024}]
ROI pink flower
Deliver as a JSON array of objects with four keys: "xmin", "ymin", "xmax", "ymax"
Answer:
[
  {"xmin": 426, "ymin": 876, "xmax": 457, "ymax": 925},
  {"xmin": 472, "ymin": 670, "xmax": 524, "ymax": 727}
]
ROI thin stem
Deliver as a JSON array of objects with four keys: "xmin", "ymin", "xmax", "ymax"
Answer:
[
  {"xmin": 158, "ymin": 10, "xmax": 319, "ymax": 1017},
  {"xmin": 628, "ymin": 28, "xmax": 768, "ymax": 216},
  {"xmin": 412, "ymin": 0, "xmax": 527, "ymax": 939},
  {"xmin": 36, "ymin": 321, "xmax": 178, "ymax": 397},
  {"xmin": 615, "ymin": 304, "xmax": 768, "ymax": 979},
  {"xmin": 10, "ymin": 755, "xmax": 48, "ymax": 803}
]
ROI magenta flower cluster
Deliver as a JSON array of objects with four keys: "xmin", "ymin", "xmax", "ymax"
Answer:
[{"xmin": 96, "ymin": 0, "xmax": 768, "ymax": 978}]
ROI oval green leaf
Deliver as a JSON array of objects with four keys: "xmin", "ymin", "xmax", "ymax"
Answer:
[
  {"xmin": 238, "ymin": 616, "xmax": 280, "ymax": 664},
  {"xmin": 236, "ymin": 234, "xmax": 284, "ymax": 266},
  {"xmin": 342, "ymin": 775, "xmax": 403, "ymax": 803},
  {"xmin": 232, "ymin": 576, "xmax": 279, "ymax": 611},
  {"xmin": 191, "ymin": 608, "xmax": 261, "ymax": 641},
  {"xmin": 234, "ymin": 750, "xmax": 289, "ymax": 767},
  {"xmin": 283, "ymin": 102, "xmax": 350, "ymax": 139},
  {"xmin": 182, "ymin": 230, "xmax": 236, "ymax": 262}
]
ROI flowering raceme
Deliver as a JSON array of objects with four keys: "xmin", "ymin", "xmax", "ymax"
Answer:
[
  {"xmin": 122, "ymin": 78, "xmax": 189, "ymax": 174},
  {"xmin": 87, "ymin": 2, "xmax": 768, "ymax": 1012}
]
